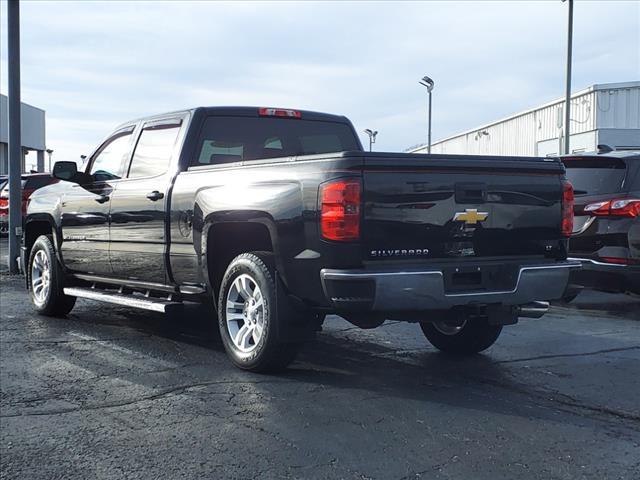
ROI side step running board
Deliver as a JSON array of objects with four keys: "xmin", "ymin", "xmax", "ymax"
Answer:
[{"xmin": 64, "ymin": 287, "xmax": 183, "ymax": 313}]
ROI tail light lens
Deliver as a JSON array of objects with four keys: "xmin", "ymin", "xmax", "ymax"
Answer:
[
  {"xmin": 584, "ymin": 198, "xmax": 640, "ymax": 218},
  {"xmin": 599, "ymin": 256, "xmax": 640, "ymax": 265},
  {"xmin": 561, "ymin": 180, "xmax": 574, "ymax": 237},
  {"xmin": 320, "ymin": 178, "xmax": 361, "ymax": 241}
]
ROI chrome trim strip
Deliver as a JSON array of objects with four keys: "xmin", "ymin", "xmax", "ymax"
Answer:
[
  {"xmin": 568, "ymin": 257, "xmax": 628, "ymax": 268},
  {"xmin": 71, "ymin": 273, "xmax": 179, "ymax": 293},
  {"xmin": 571, "ymin": 216, "xmax": 596, "ymax": 235}
]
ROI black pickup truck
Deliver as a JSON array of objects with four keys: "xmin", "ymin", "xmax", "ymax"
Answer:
[{"xmin": 23, "ymin": 106, "xmax": 579, "ymax": 371}]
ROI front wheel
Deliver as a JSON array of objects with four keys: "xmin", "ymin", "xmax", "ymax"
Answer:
[
  {"xmin": 420, "ymin": 315, "xmax": 502, "ymax": 355},
  {"xmin": 28, "ymin": 235, "xmax": 76, "ymax": 316},
  {"xmin": 217, "ymin": 252, "xmax": 299, "ymax": 372}
]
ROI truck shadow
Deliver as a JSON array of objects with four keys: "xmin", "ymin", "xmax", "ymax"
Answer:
[{"xmin": 60, "ymin": 301, "xmax": 629, "ymax": 431}]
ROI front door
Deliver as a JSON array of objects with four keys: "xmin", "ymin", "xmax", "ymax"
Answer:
[
  {"xmin": 60, "ymin": 127, "xmax": 135, "ymax": 275},
  {"xmin": 108, "ymin": 117, "xmax": 184, "ymax": 283}
]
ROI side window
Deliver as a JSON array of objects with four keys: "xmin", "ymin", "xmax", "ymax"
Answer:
[
  {"xmin": 128, "ymin": 124, "xmax": 181, "ymax": 178},
  {"xmin": 89, "ymin": 131, "xmax": 133, "ymax": 182}
]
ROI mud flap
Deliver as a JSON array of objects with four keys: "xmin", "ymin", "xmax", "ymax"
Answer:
[{"xmin": 274, "ymin": 272, "xmax": 316, "ymax": 343}]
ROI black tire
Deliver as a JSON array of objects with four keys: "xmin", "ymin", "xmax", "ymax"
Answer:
[
  {"xmin": 28, "ymin": 235, "xmax": 76, "ymax": 317},
  {"xmin": 217, "ymin": 252, "xmax": 298, "ymax": 372},
  {"xmin": 420, "ymin": 315, "xmax": 502, "ymax": 355}
]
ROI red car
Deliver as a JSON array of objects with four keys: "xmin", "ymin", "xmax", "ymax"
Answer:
[{"xmin": 0, "ymin": 173, "xmax": 59, "ymax": 235}]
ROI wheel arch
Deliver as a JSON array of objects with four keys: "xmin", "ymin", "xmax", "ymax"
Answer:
[
  {"xmin": 201, "ymin": 215, "xmax": 278, "ymax": 305},
  {"xmin": 24, "ymin": 214, "xmax": 60, "ymax": 262}
]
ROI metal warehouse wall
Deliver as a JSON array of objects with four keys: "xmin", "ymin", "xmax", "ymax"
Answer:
[
  {"xmin": 596, "ymin": 85, "xmax": 640, "ymax": 130},
  {"xmin": 412, "ymin": 82, "xmax": 639, "ymax": 157}
]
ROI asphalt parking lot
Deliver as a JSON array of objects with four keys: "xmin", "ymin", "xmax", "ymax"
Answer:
[{"xmin": 1, "ymin": 239, "xmax": 639, "ymax": 479}]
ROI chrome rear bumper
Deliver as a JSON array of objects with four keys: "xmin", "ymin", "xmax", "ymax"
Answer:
[{"xmin": 321, "ymin": 261, "xmax": 581, "ymax": 311}]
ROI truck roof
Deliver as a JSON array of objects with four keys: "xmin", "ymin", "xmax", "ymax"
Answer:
[{"xmin": 115, "ymin": 106, "xmax": 351, "ymax": 130}]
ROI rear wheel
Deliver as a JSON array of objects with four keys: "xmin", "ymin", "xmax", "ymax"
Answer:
[
  {"xmin": 217, "ymin": 252, "xmax": 299, "ymax": 372},
  {"xmin": 420, "ymin": 315, "xmax": 502, "ymax": 355},
  {"xmin": 28, "ymin": 235, "xmax": 76, "ymax": 316}
]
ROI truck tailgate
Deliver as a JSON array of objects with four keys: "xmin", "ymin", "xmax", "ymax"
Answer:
[{"xmin": 362, "ymin": 154, "xmax": 566, "ymax": 262}]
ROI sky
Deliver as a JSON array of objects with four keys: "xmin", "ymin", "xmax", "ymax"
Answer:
[{"xmin": 1, "ymin": 0, "xmax": 639, "ymax": 169}]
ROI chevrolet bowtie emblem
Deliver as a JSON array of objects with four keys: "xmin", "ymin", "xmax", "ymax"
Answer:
[{"xmin": 453, "ymin": 208, "xmax": 489, "ymax": 225}]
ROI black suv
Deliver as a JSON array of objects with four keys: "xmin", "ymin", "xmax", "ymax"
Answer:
[{"xmin": 562, "ymin": 150, "xmax": 640, "ymax": 297}]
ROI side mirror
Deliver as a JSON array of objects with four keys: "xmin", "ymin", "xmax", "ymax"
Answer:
[{"xmin": 52, "ymin": 161, "xmax": 78, "ymax": 181}]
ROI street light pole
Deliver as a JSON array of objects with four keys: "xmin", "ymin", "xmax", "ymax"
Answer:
[
  {"xmin": 7, "ymin": 0, "xmax": 22, "ymax": 273},
  {"xmin": 562, "ymin": 0, "xmax": 574, "ymax": 154},
  {"xmin": 419, "ymin": 76, "xmax": 435, "ymax": 154},
  {"xmin": 46, "ymin": 149, "xmax": 53, "ymax": 172},
  {"xmin": 363, "ymin": 129, "xmax": 378, "ymax": 152}
]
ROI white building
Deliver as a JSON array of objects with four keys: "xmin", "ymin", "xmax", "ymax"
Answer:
[
  {"xmin": 409, "ymin": 81, "xmax": 640, "ymax": 157},
  {"xmin": 0, "ymin": 94, "xmax": 47, "ymax": 174}
]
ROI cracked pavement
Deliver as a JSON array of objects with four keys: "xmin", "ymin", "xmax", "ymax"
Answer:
[{"xmin": 1, "ymin": 265, "xmax": 639, "ymax": 478}]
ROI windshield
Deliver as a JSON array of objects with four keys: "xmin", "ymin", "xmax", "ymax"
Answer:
[
  {"xmin": 194, "ymin": 116, "xmax": 359, "ymax": 166},
  {"xmin": 563, "ymin": 156, "xmax": 627, "ymax": 196}
]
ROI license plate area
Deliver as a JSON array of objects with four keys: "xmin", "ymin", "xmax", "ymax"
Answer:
[{"xmin": 443, "ymin": 263, "xmax": 519, "ymax": 293}]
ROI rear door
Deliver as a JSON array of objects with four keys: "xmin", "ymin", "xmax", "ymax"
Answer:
[
  {"xmin": 109, "ymin": 116, "xmax": 185, "ymax": 282},
  {"xmin": 361, "ymin": 155, "xmax": 565, "ymax": 263}
]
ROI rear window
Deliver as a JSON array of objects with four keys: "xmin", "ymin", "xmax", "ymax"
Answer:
[
  {"xmin": 563, "ymin": 156, "xmax": 627, "ymax": 196},
  {"xmin": 194, "ymin": 116, "xmax": 359, "ymax": 166}
]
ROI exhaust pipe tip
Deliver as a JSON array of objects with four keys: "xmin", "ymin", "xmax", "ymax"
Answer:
[{"xmin": 517, "ymin": 301, "xmax": 549, "ymax": 319}]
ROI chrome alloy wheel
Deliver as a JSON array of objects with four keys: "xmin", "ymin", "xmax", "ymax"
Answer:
[
  {"xmin": 431, "ymin": 319, "xmax": 467, "ymax": 336},
  {"xmin": 226, "ymin": 274, "xmax": 265, "ymax": 353},
  {"xmin": 31, "ymin": 250, "xmax": 51, "ymax": 306}
]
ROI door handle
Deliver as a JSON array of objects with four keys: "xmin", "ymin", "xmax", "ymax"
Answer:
[
  {"xmin": 95, "ymin": 194, "xmax": 110, "ymax": 204},
  {"xmin": 146, "ymin": 190, "xmax": 164, "ymax": 201}
]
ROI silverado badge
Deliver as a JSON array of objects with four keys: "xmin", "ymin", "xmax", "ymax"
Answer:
[{"xmin": 453, "ymin": 208, "xmax": 488, "ymax": 225}]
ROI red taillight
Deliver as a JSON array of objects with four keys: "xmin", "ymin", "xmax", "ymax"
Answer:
[
  {"xmin": 562, "ymin": 180, "xmax": 574, "ymax": 237},
  {"xmin": 320, "ymin": 178, "xmax": 361, "ymax": 241},
  {"xmin": 585, "ymin": 198, "xmax": 640, "ymax": 218},
  {"xmin": 258, "ymin": 107, "xmax": 301, "ymax": 119},
  {"xmin": 598, "ymin": 256, "xmax": 639, "ymax": 265}
]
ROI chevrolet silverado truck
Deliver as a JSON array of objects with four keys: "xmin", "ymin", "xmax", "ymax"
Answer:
[{"xmin": 22, "ymin": 106, "xmax": 579, "ymax": 371}]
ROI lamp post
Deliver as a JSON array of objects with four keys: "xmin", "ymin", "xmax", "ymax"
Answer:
[
  {"xmin": 46, "ymin": 149, "xmax": 53, "ymax": 172},
  {"xmin": 561, "ymin": 0, "xmax": 573, "ymax": 154},
  {"xmin": 7, "ymin": 0, "xmax": 22, "ymax": 273},
  {"xmin": 364, "ymin": 129, "xmax": 378, "ymax": 152},
  {"xmin": 419, "ymin": 75, "xmax": 434, "ymax": 154}
]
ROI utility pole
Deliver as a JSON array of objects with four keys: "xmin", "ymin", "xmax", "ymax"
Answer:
[
  {"xmin": 419, "ymin": 76, "xmax": 434, "ymax": 154},
  {"xmin": 7, "ymin": 0, "xmax": 22, "ymax": 273},
  {"xmin": 562, "ymin": 0, "xmax": 574, "ymax": 154}
]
